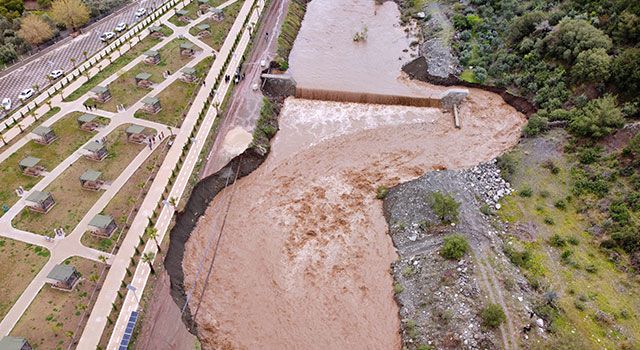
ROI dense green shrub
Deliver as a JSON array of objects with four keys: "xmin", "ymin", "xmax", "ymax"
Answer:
[
  {"xmin": 429, "ymin": 192, "xmax": 460, "ymax": 223},
  {"xmin": 569, "ymin": 95, "xmax": 624, "ymax": 138},
  {"xmin": 611, "ymin": 48, "xmax": 640, "ymax": 99},
  {"xmin": 480, "ymin": 304, "xmax": 506, "ymax": 328},
  {"xmin": 504, "ymin": 245, "xmax": 532, "ymax": 268},
  {"xmin": 440, "ymin": 234, "xmax": 469, "ymax": 260},
  {"xmin": 496, "ymin": 153, "xmax": 518, "ymax": 181},
  {"xmin": 549, "ymin": 234, "xmax": 567, "ymax": 248},
  {"xmin": 523, "ymin": 114, "xmax": 549, "ymax": 137},
  {"xmin": 571, "ymin": 48, "xmax": 611, "ymax": 83},
  {"xmin": 542, "ymin": 19, "xmax": 612, "ymax": 63}
]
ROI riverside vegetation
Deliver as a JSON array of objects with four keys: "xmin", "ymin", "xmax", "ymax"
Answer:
[{"xmin": 390, "ymin": 0, "xmax": 640, "ymax": 348}]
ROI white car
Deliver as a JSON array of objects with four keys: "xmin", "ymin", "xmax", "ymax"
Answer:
[
  {"xmin": 100, "ymin": 31, "xmax": 116, "ymax": 42},
  {"xmin": 48, "ymin": 69, "xmax": 64, "ymax": 80},
  {"xmin": 18, "ymin": 88, "xmax": 34, "ymax": 101},
  {"xmin": 135, "ymin": 8, "xmax": 146, "ymax": 17},
  {"xmin": 1, "ymin": 98, "xmax": 11, "ymax": 111},
  {"xmin": 115, "ymin": 22, "xmax": 127, "ymax": 32}
]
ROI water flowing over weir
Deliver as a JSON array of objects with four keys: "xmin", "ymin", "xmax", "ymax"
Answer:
[{"xmin": 295, "ymin": 87, "xmax": 442, "ymax": 108}]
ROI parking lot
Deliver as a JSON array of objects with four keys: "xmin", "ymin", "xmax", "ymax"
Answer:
[{"xmin": 0, "ymin": 0, "xmax": 162, "ymax": 120}]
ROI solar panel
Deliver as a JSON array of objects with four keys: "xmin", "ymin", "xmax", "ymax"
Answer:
[{"xmin": 119, "ymin": 310, "xmax": 140, "ymax": 349}]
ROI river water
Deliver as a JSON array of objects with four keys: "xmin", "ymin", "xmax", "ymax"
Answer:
[{"xmin": 181, "ymin": 0, "xmax": 526, "ymax": 349}]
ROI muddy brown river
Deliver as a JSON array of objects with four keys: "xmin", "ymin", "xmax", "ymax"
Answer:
[{"xmin": 181, "ymin": 0, "xmax": 526, "ymax": 349}]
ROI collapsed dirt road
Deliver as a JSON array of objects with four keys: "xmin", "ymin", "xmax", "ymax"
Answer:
[{"xmin": 182, "ymin": 91, "xmax": 525, "ymax": 349}]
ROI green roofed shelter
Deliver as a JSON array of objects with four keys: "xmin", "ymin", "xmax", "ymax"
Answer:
[
  {"xmin": 180, "ymin": 42, "xmax": 194, "ymax": 49},
  {"xmin": 33, "ymin": 126, "xmax": 52, "ymax": 136},
  {"xmin": 142, "ymin": 96, "xmax": 161, "ymax": 114},
  {"xmin": 0, "ymin": 336, "xmax": 32, "ymax": 350},
  {"xmin": 25, "ymin": 190, "xmax": 55, "ymax": 213},
  {"xmin": 91, "ymin": 85, "xmax": 111, "ymax": 102},
  {"xmin": 46, "ymin": 264, "xmax": 80, "ymax": 290},
  {"xmin": 142, "ymin": 96, "xmax": 159, "ymax": 105},
  {"xmin": 197, "ymin": 24, "xmax": 210, "ymax": 31},
  {"xmin": 91, "ymin": 86, "xmax": 108, "ymax": 94},
  {"xmin": 19, "ymin": 156, "xmax": 40, "ymax": 168},
  {"xmin": 20, "ymin": 156, "xmax": 44, "ymax": 176},
  {"xmin": 145, "ymin": 50, "xmax": 158, "ymax": 56},
  {"xmin": 89, "ymin": 214, "xmax": 114, "ymax": 229},
  {"xmin": 78, "ymin": 114, "xmax": 97, "ymax": 124},
  {"xmin": 80, "ymin": 169, "xmax": 104, "ymax": 190},
  {"xmin": 198, "ymin": 0, "xmax": 209, "ymax": 3},
  {"xmin": 84, "ymin": 142, "xmax": 104, "ymax": 153},
  {"xmin": 182, "ymin": 67, "xmax": 196, "ymax": 75},
  {"xmin": 126, "ymin": 125, "xmax": 148, "ymax": 143},
  {"xmin": 136, "ymin": 72, "xmax": 152, "ymax": 81},
  {"xmin": 89, "ymin": 214, "xmax": 117, "ymax": 237},
  {"xmin": 177, "ymin": 9, "xmax": 189, "ymax": 16},
  {"xmin": 80, "ymin": 169, "xmax": 102, "ymax": 182},
  {"xmin": 149, "ymin": 25, "xmax": 162, "ymax": 32},
  {"xmin": 83, "ymin": 141, "xmax": 108, "ymax": 161},
  {"xmin": 126, "ymin": 125, "xmax": 146, "ymax": 134}
]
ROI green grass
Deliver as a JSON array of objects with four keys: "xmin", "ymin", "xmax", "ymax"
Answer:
[
  {"xmin": 0, "ymin": 238, "xmax": 49, "ymax": 320},
  {"xmin": 0, "ymin": 112, "xmax": 105, "ymax": 213},
  {"xmin": 134, "ymin": 55, "xmax": 213, "ymax": 127},
  {"xmin": 189, "ymin": 0, "xmax": 243, "ymax": 51},
  {"xmin": 276, "ymin": 0, "xmax": 307, "ymax": 64},
  {"xmin": 12, "ymin": 124, "xmax": 148, "ymax": 236},
  {"xmin": 497, "ymin": 131, "xmax": 640, "ymax": 349},
  {"xmin": 460, "ymin": 68, "xmax": 478, "ymax": 83},
  {"xmin": 86, "ymin": 38, "xmax": 195, "ymax": 113},
  {"xmin": 0, "ymin": 106, "xmax": 60, "ymax": 155},
  {"xmin": 64, "ymin": 26, "xmax": 174, "ymax": 102}
]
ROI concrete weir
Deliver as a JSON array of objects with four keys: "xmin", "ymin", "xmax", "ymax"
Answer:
[{"xmin": 294, "ymin": 87, "xmax": 442, "ymax": 108}]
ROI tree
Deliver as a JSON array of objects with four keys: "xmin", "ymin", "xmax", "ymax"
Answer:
[
  {"xmin": 613, "ymin": 11, "xmax": 640, "ymax": 44},
  {"xmin": 440, "ymin": 234, "xmax": 469, "ymax": 260},
  {"xmin": 611, "ymin": 48, "xmax": 640, "ymax": 98},
  {"xmin": 98, "ymin": 255, "xmax": 108, "ymax": 264},
  {"xmin": 89, "ymin": 273, "xmax": 100, "ymax": 284},
  {"xmin": 142, "ymin": 252, "xmax": 155, "ymax": 274},
  {"xmin": 429, "ymin": 192, "xmax": 460, "ymax": 223},
  {"xmin": 480, "ymin": 304, "xmax": 506, "ymax": 328},
  {"xmin": 543, "ymin": 19, "xmax": 612, "ymax": 63},
  {"xmin": 569, "ymin": 95, "xmax": 625, "ymax": 138},
  {"xmin": 0, "ymin": 43, "xmax": 17, "ymax": 65},
  {"xmin": 0, "ymin": 0, "xmax": 25, "ymax": 19},
  {"xmin": 145, "ymin": 226, "xmax": 161, "ymax": 253},
  {"xmin": 571, "ymin": 48, "xmax": 611, "ymax": 83},
  {"xmin": 50, "ymin": 0, "xmax": 89, "ymax": 32}
]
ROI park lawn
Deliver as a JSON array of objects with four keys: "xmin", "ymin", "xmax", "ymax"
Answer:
[
  {"xmin": 0, "ymin": 112, "xmax": 108, "ymax": 214},
  {"xmin": 82, "ymin": 139, "xmax": 170, "ymax": 252},
  {"xmin": 10, "ymin": 256, "xmax": 107, "ymax": 350},
  {"xmin": 189, "ymin": 0, "xmax": 243, "ymax": 51},
  {"xmin": 0, "ymin": 238, "xmax": 49, "ymax": 320},
  {"xmin": 168, "ymin": 1, "xmax": 202, "ymax": 26},
  {"xmin": 87, "ymin": 38, "xmax": 195, "ymax": 113},
  {"xmin": 0, "ymin": 106, "xmax": 61, "ymax": 154},
  {"xmin": 64, "ymin": 25, "xmax": 174, "ymax": 102},
  {"xmin": 12, "ymin": 124, "xmax": 147, "ymax": 237},
  {"xmin": 135, "ymin": 54, "xmax": 214, "ymax": 127}
]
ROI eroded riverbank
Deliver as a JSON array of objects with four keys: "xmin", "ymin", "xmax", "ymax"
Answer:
[{"xmin": 182, "ymin": 92, "xmax": 525, "ymax": 348}]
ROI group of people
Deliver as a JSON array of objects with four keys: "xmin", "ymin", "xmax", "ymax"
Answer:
[
  {"xmin": 83, "ymin": 103, "xmax": 98, "ymax": 110},
  {"xmin": 147, "ymin": 130, "xmax": 166, "ymax": 149}
]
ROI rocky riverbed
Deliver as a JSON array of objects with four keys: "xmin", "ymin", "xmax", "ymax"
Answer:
[{"xmin": 384, "ymin": 161, "xmax": 538, "ymax": 349}]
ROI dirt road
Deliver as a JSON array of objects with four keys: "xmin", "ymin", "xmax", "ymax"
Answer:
[{"xmin": 201, "ymin": 0, "xmax": 290, "ymax": 177}]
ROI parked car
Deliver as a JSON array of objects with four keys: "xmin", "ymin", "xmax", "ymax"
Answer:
[
  {"xmin": 18, "ymin": 88, "xmax": 34, "ymax": 101},
  {"xmin": 100, "ymin": 31, "xmax": 116, "ymax": 42},
  {"xmin": 135, "ymin": 8, "xmax": 146, "ymax": 17},
  {"xmin": 1, "ymin": 98, "xmax": 11, "ymax": 110},
  {"xmin": 48, "ymin": 69, "xmax": 64, "ymax": 80},
  {"xmin": 115, "ymin": 22, "xmax": 127, "ymax": 32}
]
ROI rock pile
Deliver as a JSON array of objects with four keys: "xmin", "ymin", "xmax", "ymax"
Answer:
[{"xmin": 462, "ymin": 160, "xmax": 513, "ymax": 210}]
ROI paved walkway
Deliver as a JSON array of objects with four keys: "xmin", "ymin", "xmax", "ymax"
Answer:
[
  {"xmin": 99, "ymin": 0, "xmax": 266, "ymax": 348},
  {"xmin": 0, "ymin": 0, "xmax": 231, "ymax": 340}
]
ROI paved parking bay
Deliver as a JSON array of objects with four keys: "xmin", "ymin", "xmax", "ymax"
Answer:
[{"xmin": 0, "ymin": 0, "xmax": 161, "ymax": 119}]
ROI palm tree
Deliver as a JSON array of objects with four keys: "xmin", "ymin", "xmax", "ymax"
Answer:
[
  {"xmin": 82, "ymin": 50, "xmax": 88, "ymax": 60},
  {"xmin": 89, "ymin": 273, "xmax": 100, "ymax": 285},
  {"xmin": 70, "ymin": 57, "xmax": 76, "ymax": 67},
  {"xmin": 98, "ymin": 255, "xmax": 108, "ymax": 264},
  {"xmin": 145, "ymin": 226, "xmax": 161, "ymax": 253},
  {"xmin": 142, "ymin": 252, "xmax": 155, "ymax": 274}
]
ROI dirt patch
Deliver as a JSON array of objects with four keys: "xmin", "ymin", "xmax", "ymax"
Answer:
[{"xmin": 180, "ymin": 94, "xmax": 525, "ymax": 349}]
